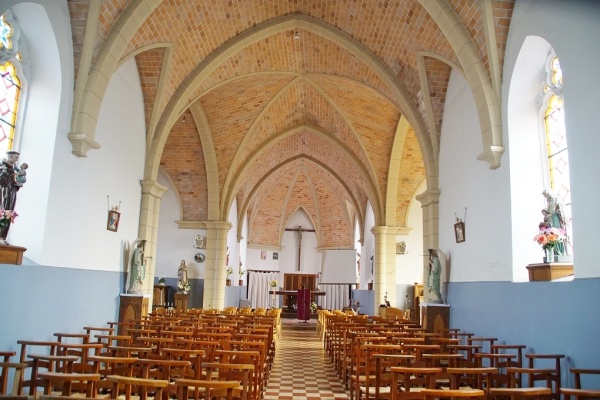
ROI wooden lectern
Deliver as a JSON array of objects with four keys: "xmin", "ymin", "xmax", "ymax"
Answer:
[{"xmin": 297, "ymin": 289, "xmax": 310, "ymax": 322}]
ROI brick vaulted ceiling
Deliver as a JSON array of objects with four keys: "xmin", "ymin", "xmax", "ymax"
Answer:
[{"xmin": 68, "ymin": 0, "xmax": 514, "ymax": 248}]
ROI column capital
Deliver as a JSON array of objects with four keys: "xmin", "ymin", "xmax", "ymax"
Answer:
[
  {"xmin": 370, "ymin": 225, "xmax": 395, "ymax": 236},
  {"xmin": 416, "ymin": 189, "xmax": 440, "ymax": 207},
  {"xmin": 140, "ymin": 180, "xmax": 167, "ymax": 198},
  {"xmin": 203, "ymin": 221, "xmax": 232, "ymax": 231}
]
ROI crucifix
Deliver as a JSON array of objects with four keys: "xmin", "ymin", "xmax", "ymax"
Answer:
[{"xmin": 285, "ymin": 225, "xmax": 316, "ymax": 271}]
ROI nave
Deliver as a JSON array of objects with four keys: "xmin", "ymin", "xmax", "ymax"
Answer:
[{"xmin": 264, "ymin": 320, "xmax": 349, "ymax": 400}]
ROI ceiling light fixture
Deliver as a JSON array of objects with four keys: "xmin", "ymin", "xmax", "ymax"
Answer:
[
  {"xmin": 182, "ymin": 115, "xmax": 187, "ymax": 123},
  {"xmin": 294, "ymin": 31, "xmax": 300, "ymax": 40}
]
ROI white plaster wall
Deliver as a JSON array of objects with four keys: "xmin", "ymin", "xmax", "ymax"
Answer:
[
  {"xmin": 40, "ymin": 58, "xmax": 145, "ymax": 270},
  {"xmin": 439, "ymin": 69, "xmax": 512, "ymax": 282},
  {"xmin": 156, "ymin": 169, "xmax": 206, "ymax": 279},
  {"xmin": 226, "ymin": 199, "xmax": 240, "ymax": 282},
  {"xmin": 503, "ymin": 0, "xmax": 600, "ymax": 278},
  {"xmin": 361, "ymin": 202, "xmax": 376, "ymax": 287},
  {"xmin": 396, "ymin": 179, "xmax": 426, "ymax": 285},
  {"xmin": 6, "ymin": 2, "xmax": 71, "ymax": 262}
]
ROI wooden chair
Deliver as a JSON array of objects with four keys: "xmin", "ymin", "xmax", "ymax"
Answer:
[
  {"xmin": 390, "ymin": 366, "xmax": 442, "ymax": 400},
  {"xmin": 526, "ymin": 354, "xmax": 565, "ymax": 400},
  {"xmin": 202, "ymin": 362, "xmax": 254, "ymax": 400},
  {"xmin": 174, "ymin": 379, "xmax": 239, "ymax": 400},
  {"xmin": 373, "ymin": 353, "xmax": 415, "ymax": 400},
  {"xmin": 15, "ymin": 340, "xmax": 60, "ymax": 395},
  {"xmin": 107, "ymin": 375, "xmax": 169, "ymax": 400},
  {"xmin": 421, "ymin": 388, "xmax": 485, "ymax": 399},
  {"xmin": 489, "ymin": 387, "xmax": 552, "ymax": 399},
  {"xmin": 560, "ymin": 368, "xmax": 600, "ymax": 400},
  {"xmin": 37, "ymin": 372, "xmax": 100, "ymax": 397},
  {"xmin": 88, "ymin": 355, "xmax": 137, "ymax": 393},
  {"xmin": 25, "ymin": 354, "xmax": 78, "ymax": 396},
  {"xmin": 446, "ymin": 367, "xmax": 497, "ymax": 398},
  {"xmin": 0, "ymin": 360, "xmax": 27, "ymax": 396}
]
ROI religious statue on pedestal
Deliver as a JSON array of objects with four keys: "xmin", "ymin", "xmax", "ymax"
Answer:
[
  {"xmin": 0, "ymin": 150, "xmax": 28, "ymax": 244},
  {"xmin": 427, "ymin": 249, "xmax": 443, "ymax": 304},
  {"xmin": 177, "ymin": 260, "xmax": 190, "ymax": 293},
  {"xmin": 127, "ymin": 239, "xmax": 146, "ymax": 294}
]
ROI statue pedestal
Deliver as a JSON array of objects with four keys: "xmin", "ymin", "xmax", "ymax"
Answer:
[
  {"xmin": 0, "ymin": 244, "xmax": 27, "ymax": 265},
  {"xmin": 421, "ymin": 303, "xmax": 450, "ymax": 335},
  {"xmin": 174, "ymin": 293, "xmax": 189, "ymax": 310},
  {"xmin": 118, "ymin": 294, "xmax": 149, "ymax": 335},
  {"xmin": 526, "ymin": 262, "xmax": 573, "ymax": 281}
]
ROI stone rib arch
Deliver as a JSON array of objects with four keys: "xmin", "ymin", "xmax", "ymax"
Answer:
[
  {"xmin": 117, "ymin": 43, "xmax": 173, "ymax": 145},
  {"xmin": 189, "ymin": 102, "xmax": 220, "ymax": 221},
  {"xmin": 222, "ymin": 74, "xmax": 381, "ymax": 219},
  {"xmin": 417, "ymin": 0, "xmax": 503, "ymax": 169},
  {"xmin": 237, "ymin": 155, "xmax": 364, "ymax": 245},
  {"xmin": 140, "ymin": 14, "xmax": 433, "ymax": 206},
  {"xmin": 416, "ymin": 51, "xmax": 463, "ymax": 158},
  {"xmin": 385, "ymin": 115, "xmax": 411, "ymax": 227},
  {"xmin": 68, "ymin": 0, "xmax": 161, "ymax": 156},
  {"xmin": 223, "ymin": 124, "xmax": 377, "ymax": 223}
]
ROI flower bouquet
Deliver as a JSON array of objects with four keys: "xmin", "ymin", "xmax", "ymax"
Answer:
[
  {"xmin": 226, "ymin": 267, "xmax": 233, "ymax": 278},
  {"xmin": 534, "ymin": 226, "xmax": 566, "ymax": 260},
  {"xmin": 239, "ymin": 266, "xmax": 245, "ymax": 277},
  {"xmin": 269, "ymin": 279, "xmax": 278, "ymax": 288},
  {"xmin": 177, "ymin": 280, "xmax": 191, "ymax": 292},
  {"xmin": 0, "ymin": 209, "xmax": 17, "ymax": 229},
  {"xmin": 310, "ymin": 301, "xmax": 317, "ymax": 313}
]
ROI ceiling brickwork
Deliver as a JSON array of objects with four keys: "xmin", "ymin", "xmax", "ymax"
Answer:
[
  {"xmin": 135, "ymin": 48, "xmax": 165, "ymax": 130},
  {"xmin": 160, "ymin": 110, "xmax": 208, "ymax": 221},
  {"xmin": 395, "ymin": 127, "xmax": 426, "ymax": 227},
  {"xmin": 65, "ymin": 0, "xmax": 515, "ymax": 247}
]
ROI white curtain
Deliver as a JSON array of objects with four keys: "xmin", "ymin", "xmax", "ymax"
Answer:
[
  {"xmin": 248, "ymin": 271, "xmax": 279, "ymax": 309},
  {"xmin": 321, "ymin": 284, "xmax": 352, "ymax": 311}
]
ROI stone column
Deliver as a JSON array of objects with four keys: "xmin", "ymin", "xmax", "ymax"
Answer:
[
  {"xmin": 371, "ymin": 225, "xmax": 397, "ymax": 309},
  {"xmin": 202, "ymin": 221, "xmax": 232, "ymax": 310},
  {"xmin": 416, "ymin": 189, "xmax": 440, "ymax": 303},
  {"xmin": 139, "ymin": 180, "xmax": 168, "ymax": 304}
]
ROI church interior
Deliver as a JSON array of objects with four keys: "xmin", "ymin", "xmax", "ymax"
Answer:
[{"xmin": 1, "ymin": 0, "xmax": 599, "ymax": 396}]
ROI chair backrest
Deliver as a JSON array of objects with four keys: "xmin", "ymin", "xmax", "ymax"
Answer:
[
  {"xmin": 174, "ymin": 378, "xmax": 239, "ymax": 400},
  {"xmin": 202, "ymin": 362, "xmax": 254, "ymax": 400},
  {"xmin": 107, "ymin": 375, "xmax": 169, "ymax": 400}
]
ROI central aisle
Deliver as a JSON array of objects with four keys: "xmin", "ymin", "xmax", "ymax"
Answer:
[{"xmin": 263, "ymin": 321, "xmax": 350, "ymax": 400}]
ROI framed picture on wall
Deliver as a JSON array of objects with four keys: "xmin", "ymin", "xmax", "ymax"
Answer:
[
  {"xmin": 454, "ymin": 221, "xmax": 465, "ymax": 243},
  {"xmin": 107, "ymin": 210, "xmax": 120, "ymax": 232},
  {"xmin": 273, "ymin": 252, "xmax": 279, "ymax": 260},
  {"xmin": 261, "ymin": 250, "xmax": 266, "ymax": 260}
]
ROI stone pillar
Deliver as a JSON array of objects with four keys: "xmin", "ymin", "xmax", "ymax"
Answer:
[
  {"xmin": 138, "ymin": 180, "xmax": 167, "ymax": 306},
  {"xmin": 416, "ymin": 189, "xmax": 440, "ymax": 303},
  {"xmin": 371, "ymin": 226, "xmax": 397, "ymax": 308},
  {"xmin": 202, "ymin": 221, "xmax": 232, "ymax": 310}
]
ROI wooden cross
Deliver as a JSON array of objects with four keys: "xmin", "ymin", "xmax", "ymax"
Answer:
[{"xmin": 285, "ymin": 225, "xmax": 316, "ymax": 271}]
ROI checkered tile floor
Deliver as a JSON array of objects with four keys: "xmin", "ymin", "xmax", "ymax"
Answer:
[{"xmin": 264, "ymin": 321, "xmax": 350, "ymax": 400}]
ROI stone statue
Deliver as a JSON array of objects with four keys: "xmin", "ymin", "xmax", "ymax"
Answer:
[
  {"xmin": 0, "ymin": 150, "xmax": 27, "ymax": 240},
  {"xmin": 178, "ymin": 260, "xmax": 188, "ymax": 283},
  {"xmin": 427, "ymin": 249, "xmax": 442, "ymax": 303},
  {"xmin": 541, "ymin": 188, "xmax": 567, "ymax": 254},
  {"xmin": 127, "ymin": 239, "xmax": 146, "ymax": 294}
]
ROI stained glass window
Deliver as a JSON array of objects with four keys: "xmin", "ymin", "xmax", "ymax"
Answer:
[{"xmin": 0, "ymin": 61, "xmax": 20, "ymax": 153}]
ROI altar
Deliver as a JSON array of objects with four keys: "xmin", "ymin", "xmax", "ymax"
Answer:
[{"xmin": 269, "ymin": 290, "xmax": 326, "ymax": 311}]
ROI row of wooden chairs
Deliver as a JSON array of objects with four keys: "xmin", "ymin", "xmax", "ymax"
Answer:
[
  {"xmin": 318, "ymin": 310, "xmax": 600, "ymax": 400},
  {"xmin": 1, "ymin": 310, "xmax": 280, "ymax": 399}
]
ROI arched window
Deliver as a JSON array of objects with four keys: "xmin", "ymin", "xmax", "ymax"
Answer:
[
  {"xmin": 0, "ymin": 11, "xmax": 23, "ymax": 153},
  {"xmin": 0, "ymin": 61, "xmax": 21, "ymax": 153},
  {"xmin": 541, "ymin": 54, "xmax": 572, "ymax": 254}
]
